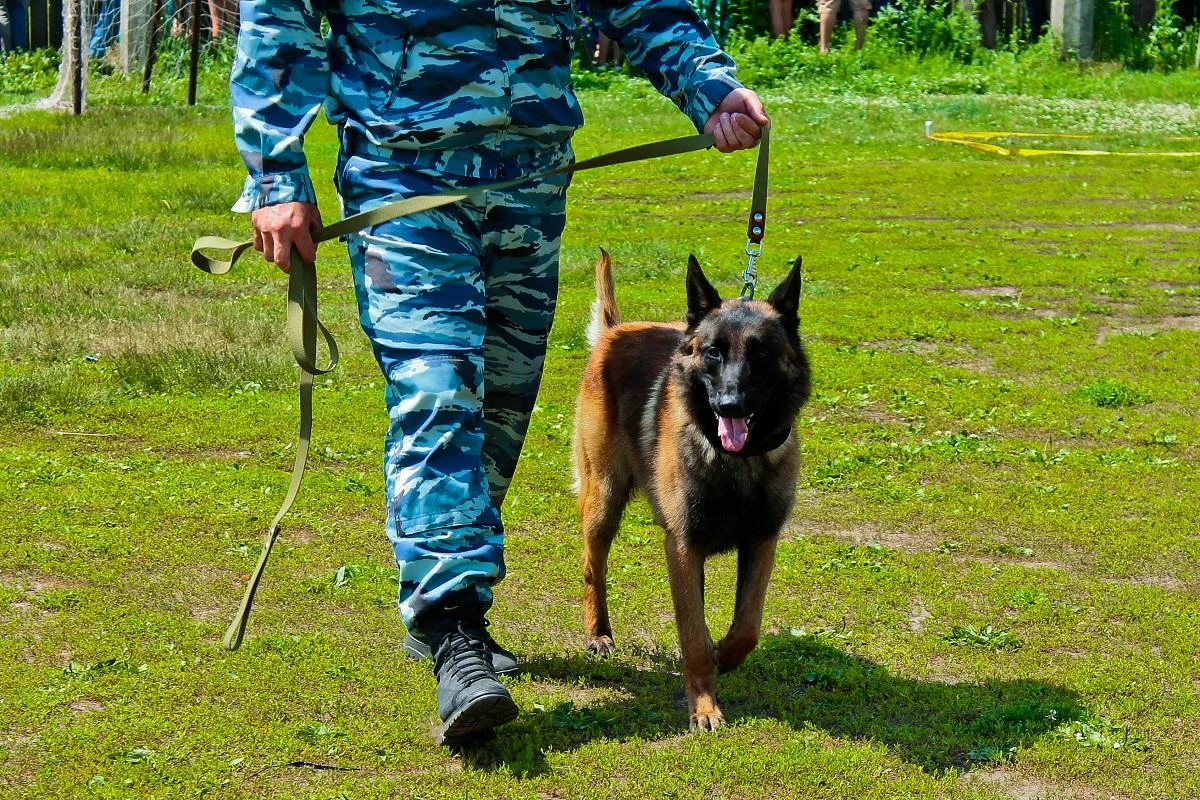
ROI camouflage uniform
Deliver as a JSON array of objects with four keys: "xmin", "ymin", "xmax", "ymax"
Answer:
[{"xmin": 230, "ymin": 0, "xmax": 745, "ymax": 631}]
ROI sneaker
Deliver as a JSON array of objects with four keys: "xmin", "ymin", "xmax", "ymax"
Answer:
[
  {"xmin": 421, "ymin": 592, "xmax": 520, "ymax": 745},
  {"xmin": 429, "ymin": 618, "xmax": 520, "ymax": 745},
  {"xmin": 405, "ymin": 620, "xmax": 520, "ymax": 676}
]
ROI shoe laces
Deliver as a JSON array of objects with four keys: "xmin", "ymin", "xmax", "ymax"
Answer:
[
  {"xmin": 434, "ymin": 621, "xmax": 495, "ymax": 683},
  {"xmin": 474, "ymin": 618, "xmax": 502, "ymax": 650}
]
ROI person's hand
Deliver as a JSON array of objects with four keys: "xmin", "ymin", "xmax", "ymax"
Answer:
[
  {"xmin": 251, "ymin": 201, "xmax": 322, "ymax": 273},
  {"xmin": 704, "ymin": 88, "xmax": 770, "ymax": 153}
]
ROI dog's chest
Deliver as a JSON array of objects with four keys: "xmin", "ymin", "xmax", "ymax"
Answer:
[{"xmin": 675, "ymin": 438, "xmax": 795, "ymax": 555}]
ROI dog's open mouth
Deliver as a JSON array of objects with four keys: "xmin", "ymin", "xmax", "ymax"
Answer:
[{"xmin": 716, "ymin": 414, "xmax": 750, "ymax": 453}]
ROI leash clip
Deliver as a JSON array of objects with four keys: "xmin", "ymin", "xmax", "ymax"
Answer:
[
  {"xmin": 740, "ymin": 239, "xmax": 762, "ymax": 299},
  {"xmin": 740, "ymin": 127, "xmax": 769, "ymax": 300}
]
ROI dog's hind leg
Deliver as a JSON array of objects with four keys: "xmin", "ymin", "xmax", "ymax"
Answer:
[
  {"xmin": 579, "ymin": 473, "xmax": 628, "ymax": 655},
  {"xmin": 715, "ymin": 536, "xmax": 778, "ymax": 674},
  {"xmin": 665, "ymin": 534, "xmax": 724, "ymax": 731}
]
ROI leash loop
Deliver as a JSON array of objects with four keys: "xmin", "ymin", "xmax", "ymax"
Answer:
[{"xmin": 222, "ymin": 248, "xmax": 327, "ymax": 651}]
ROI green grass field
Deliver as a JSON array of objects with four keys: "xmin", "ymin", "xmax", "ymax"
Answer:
[{"xmin": 1, "ymin": 64, "xmax": 1199, "ymax": 799}]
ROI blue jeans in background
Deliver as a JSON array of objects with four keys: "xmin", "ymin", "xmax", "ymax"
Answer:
[
  {"xmin": 6, "ymin": 0, "xmax": 29, "ymax": 51},
  {"xmin": 88, "ymin": 0, "xmax": 120, "ymax": 58}
]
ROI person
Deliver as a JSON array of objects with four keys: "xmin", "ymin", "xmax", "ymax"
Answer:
[
  {"xmin": 574, "ymin": 0, "xmax": 598, "ymax": 66},
  {"xmin": 206, "ymin": 0, "xmax": 236, "ymax": 38},
  {"xmin": 88, "ymin": 0, "xmax": 121, "ymax": 59},
  {"xmin": 0, "ymin": 2, "xmax": 11, "ymax": 53},
  {"xmin": 769, "ymin": 0, "xmax": 794, "ymax": 38},
  {"xmin": 594, "ymin": 31, "xmax": 623, "ymax": 66},
  {"xmin": 820, "ymin": 0, "xmax": 871, "ymax": 52},
  {"xmin": 2, "ymin": 0, "xmax": 29, "ymax": 51},
  {"xmin": 165, "ymin": 0, "xmax": 187, "ymax": 37},
  {"xmin": 230, "ymin": 0, "xmax": 767, "ymax": 745}
]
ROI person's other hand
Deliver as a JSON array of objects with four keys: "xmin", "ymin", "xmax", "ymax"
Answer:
[
  {"xmin": 704, "ymin": 89, "xmax": 770, "ymax": 153},
  {"xmin": 251, "ymin": 201, "xmax": 322, "ymax": 273}
]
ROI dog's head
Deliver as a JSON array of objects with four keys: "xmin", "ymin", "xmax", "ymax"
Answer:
[{"xmin": 676, "ymin": 254, "xmax": 811, "ymax": 457}]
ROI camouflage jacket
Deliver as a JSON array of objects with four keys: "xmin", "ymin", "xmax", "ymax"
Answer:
[{"xmin": 231, "ymin": 0, "xmax": 744, "ymax": 211}]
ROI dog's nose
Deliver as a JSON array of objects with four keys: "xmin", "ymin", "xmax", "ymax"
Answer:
[{"xmin": 716, "ymin": 398, "xmax": 747, "ymax": 418}]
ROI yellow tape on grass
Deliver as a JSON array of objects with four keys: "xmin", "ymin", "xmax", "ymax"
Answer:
[{"xmin": 925, "ymin": 125, "xmax": 1200, "ymax": 158}]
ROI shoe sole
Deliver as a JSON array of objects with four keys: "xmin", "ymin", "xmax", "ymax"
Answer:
[
  {"xmin": 405, "ymin": 634, "xmax": 521, "ymax": 677},
  {"xmin": 438, "ymin": 691, "xmax": 520, "ymax": 746},
  {"xmin": 403, "ymin": 636, "xmax": 431, "ymax": 661}
]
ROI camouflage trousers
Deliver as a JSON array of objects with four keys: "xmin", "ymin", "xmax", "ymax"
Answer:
[{"xmin": 338, "ymin": 137, "xmax": 570, "ymax": 631}]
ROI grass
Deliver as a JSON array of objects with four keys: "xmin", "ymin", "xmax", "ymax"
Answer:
[{"xmin": 1, "ymin": 51, "xmax": 1199, "ymax": 799}]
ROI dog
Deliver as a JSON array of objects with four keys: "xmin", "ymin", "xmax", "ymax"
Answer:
[{"xmin": 572, "ymin": 248, "xmax": 811, "ymax": 731}]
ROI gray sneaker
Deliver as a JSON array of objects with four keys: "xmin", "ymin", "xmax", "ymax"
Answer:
[{"xmin": 428, "ymin": 619, "xmax": 519, "ymax": 746}]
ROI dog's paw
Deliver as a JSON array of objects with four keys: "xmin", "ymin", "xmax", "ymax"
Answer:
[
  {"xmin": 689, "ymin": 709, "xmax": 726, "ymax": 732},
  {"xmin": 586, "ymin": 635, "xmax": 616, "ymax": 656}
]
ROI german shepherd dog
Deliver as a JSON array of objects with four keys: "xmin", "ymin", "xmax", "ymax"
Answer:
[{"xmin": 572, "ymin": 249, "xmax": 810, "ymax": 730}]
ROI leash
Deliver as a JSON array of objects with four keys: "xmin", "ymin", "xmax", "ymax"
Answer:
[
  {"xmin": 924, "ymin": 122, "xmax": 1200, "ymax": 158},
  {"xmin": 196, "ymin": 129, "xmax": 770, "ymax": 650},
  {"xmin": 192, "ymin": 133, "xmax": 727, "ymax": 275},
  {"xmin": 194, "ymin": 127, "xmax": 772, "ymax": 650}
]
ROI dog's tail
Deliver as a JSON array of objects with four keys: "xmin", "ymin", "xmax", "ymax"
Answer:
[{"xmin": 586, "ymin": 247, "xmax": 621, "ymax": 348}]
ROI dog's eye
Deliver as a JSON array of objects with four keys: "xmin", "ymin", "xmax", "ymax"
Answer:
[{"xmin": 704, "ymin": 345, "xmax": 721, "ymax": 360}]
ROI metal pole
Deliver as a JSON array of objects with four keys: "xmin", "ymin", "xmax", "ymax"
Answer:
[
  {"xmin": 142, "ymin": 0, "xmax": 164, "ymax": 93},
  {"xmin": 119, "ymin": 0, "xmax": 131, "ymax": 70},
  {"xmin": 71, "ymin": 0, "xmax": 83, "ymax": 115},
  {"xmin": 188, "ymin": 0, "xmax": 201, "ymax": 105}
]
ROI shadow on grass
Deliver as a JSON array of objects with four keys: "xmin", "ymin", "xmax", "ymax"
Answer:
[{"xmin": 459, "ymin": 632, "xmax": 1083, "ymax": 777}]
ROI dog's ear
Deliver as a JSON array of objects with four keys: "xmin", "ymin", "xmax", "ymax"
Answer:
[
  {"xmin": 685, "ymin": 254, "xmax": 722, "ymax": 331},
  {"xmin": 767, "ymin": 255, "xmax": 803, "ymax": 331}
]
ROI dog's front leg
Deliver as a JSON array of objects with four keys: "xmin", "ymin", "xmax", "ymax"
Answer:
[
  {"xmin": 665, "ymin": 533, "xmax": 723, "ymax": 731},
  {"xmin": 716, "ymin": 536, "xmax": 778, "ymax": 673}
]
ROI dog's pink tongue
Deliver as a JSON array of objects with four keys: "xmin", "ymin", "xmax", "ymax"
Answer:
[{"xmin": 716, "ymin": 416, "xmax": 749, "ymax": 452}]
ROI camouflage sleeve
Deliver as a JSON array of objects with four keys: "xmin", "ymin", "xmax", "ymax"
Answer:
[
  {"xmin": 589, "ymin": 0, "xmax": 743, "ymax": 132},
  {"xmin": 229, "ymin": 0, "xmax": 329, "ymax": 212}
]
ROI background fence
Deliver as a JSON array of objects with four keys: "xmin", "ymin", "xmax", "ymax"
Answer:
[{"xmin": 12, "ymin": 0, "xmax": 65, "ymax": 49}]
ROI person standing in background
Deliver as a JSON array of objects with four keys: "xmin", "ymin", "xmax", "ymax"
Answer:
[
  {"xmin": 820, "ymin": 0, "xmax": 871, "ymax": 52},
  {"xmin": 88, "ymin": 0, "xmax": 121, "ymax": 59},
  {"xmin": 0, "ymin": 1, "xmax": 12, "ymax": 52},
  {"xmin": 769, "ymin": 0, "xmax": 794, "ymax": 37},
  {"xmin": 207, "ymin": 0, "xmax": 237, "ymax": 38},
  {"xmin": 3, "ymin": 0, "xmax": 29, "ymax": 51}
]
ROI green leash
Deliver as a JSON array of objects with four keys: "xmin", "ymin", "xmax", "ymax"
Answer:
[
  {"xmin": 193, "ymin": 127, "xmax": 771, "ymax": 651},
  {"xmin": 205, "ymin": 247, "xmax": 337, "ymax": 652}
]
